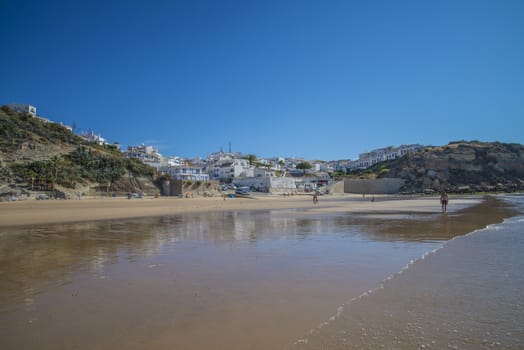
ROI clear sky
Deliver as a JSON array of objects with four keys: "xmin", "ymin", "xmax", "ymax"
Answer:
[{"xmin": 1, "ymin": 0, "xmax": 523, "ymax": 160}]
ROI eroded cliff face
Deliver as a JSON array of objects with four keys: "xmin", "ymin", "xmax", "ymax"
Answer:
[{"xmin": 381, "ymin": 142, "xmax": 524, "ymax": 193}]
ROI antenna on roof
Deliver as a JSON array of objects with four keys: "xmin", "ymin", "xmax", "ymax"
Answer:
[{"xmin": 229, "ymin": 141, "xmax": 231, "ymax": 153}]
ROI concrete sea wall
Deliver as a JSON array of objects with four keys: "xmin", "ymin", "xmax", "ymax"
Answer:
[{"xmin": 344, "ymin": 178, "xmax": 405, "ymax": 194}]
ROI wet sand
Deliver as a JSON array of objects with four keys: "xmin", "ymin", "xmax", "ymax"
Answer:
[
  {"xmin": 0, "ymin": 194, "xmax": 478, "ymax": 227},
  {"xmin": 0, "ymin": 195, "xmax": 517, "ymax": 350}
]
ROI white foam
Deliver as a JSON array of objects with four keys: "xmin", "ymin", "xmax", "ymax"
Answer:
[{"xmin": 295, "ymin": 235, "xmax": 489, "ymax": 345}]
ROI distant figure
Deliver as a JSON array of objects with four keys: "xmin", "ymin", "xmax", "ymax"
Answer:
[
  {"xmin": 371, "ymin": 195, "xmax": 375, "ymax": 202},
  {"xmin": 313, "ymin": 193, "xmax": 319, "ymax": 204},
  {"xmin": 440, "ymin": 191, "xmax": 449, "ymax": 212}
]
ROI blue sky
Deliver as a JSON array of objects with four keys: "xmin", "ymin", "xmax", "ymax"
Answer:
[{"xmin": 1, "ymin": 0, "xmax": 523, "ymax": 160}]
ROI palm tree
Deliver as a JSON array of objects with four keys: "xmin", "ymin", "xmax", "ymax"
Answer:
[
  {"xmin": 246, "ymin": 154, "xmax": 257, "ymax": 166},
  {"xmin": 106, "ymin": 159, "xmax": 125, "ymax": 192},
  {"xmin": 27, "ymin": 169, "xmax": 37, "ymax": 190},
  {"xmin": 50, "ymin": 155, "xmax": 65, "ymax": 182}
]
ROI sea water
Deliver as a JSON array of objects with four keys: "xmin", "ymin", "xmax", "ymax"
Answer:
[
  {"xmin": 0, "ymin": 196, "xmax": 521, "ymax": 349},
  {"xmin": 293, "ymin": 195, "xmax": 524, "ymax": 349}
]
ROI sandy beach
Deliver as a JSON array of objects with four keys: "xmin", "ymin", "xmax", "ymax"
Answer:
[
  {"xmin": 0, "ymin": 194, "xmax": 479, "ymax": 227},
  {"xmin": 1, "ymin": 194, "xmax": 518, "ymax": 350}
]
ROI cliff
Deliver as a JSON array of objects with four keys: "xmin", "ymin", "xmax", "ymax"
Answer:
[
  {"xmin": 0, "ymin": 106, "xmax": 161, "ymax": 200},
  {"xmin": 377, "ymin": 141, "xmax": 524, "ymax": 193}
]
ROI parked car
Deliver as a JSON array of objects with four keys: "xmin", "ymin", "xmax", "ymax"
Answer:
[
  {"xmin": 36, "ymin": 194, "xmax": 49, "ymax": 200},
  {"xmin": 235, "ymin": 186, "xmax": 251, "ymax": 195}
]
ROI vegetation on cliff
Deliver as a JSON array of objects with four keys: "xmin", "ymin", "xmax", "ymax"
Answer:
[
  {"xmin": 0, "ymin": 106, "xmax": 160, "ymax": 198},
  {"xmin": 371, "ymin": 141, "xmax": 524, "ymax": 193}
]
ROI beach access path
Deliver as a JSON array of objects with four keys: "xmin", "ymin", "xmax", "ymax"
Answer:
[{"xmin": 0, "ymin": 194, "xmax": 480, "ymax": 228}]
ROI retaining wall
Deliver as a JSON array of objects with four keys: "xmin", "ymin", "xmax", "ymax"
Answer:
[{"xmin": 344, "ymin": 178, "xmax": 405, "ymax": 194}]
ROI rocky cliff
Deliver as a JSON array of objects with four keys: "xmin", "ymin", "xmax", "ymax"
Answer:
[{"xmin": 378, "ymin": 141, "xmax": 524, "ymax": 193}]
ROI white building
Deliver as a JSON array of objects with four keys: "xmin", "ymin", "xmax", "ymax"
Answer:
[
  {"xmin": 79, "ymin": 131, "xmax": 107, "ymax": 145},
  {"xmin": 233, "ymin": 176, "xmax": 297, "ymax": 193},
  {"xmin": 347, "ymin": 144, "xmax": 423, "ymax": 170},
  {"xmin": 164, "ymin": 166, "xmax": 209, "ymax": 181},
  {"xmin": 206, "ymin": 150, "xmax": 242, "ymax": 163},
  {"xmin": 162, "ymin": 156, "xmax": 189, "ymax": 168},
  {"xmin": 5, "ymin": 103, "xmax": 75, "ymax": 132},
  {"xmin": 210, "ymin": 159, "xmax": 254, "ymax": 180},
  {"xmin": 334, "ymin": 161, "xmax": 350, "ymax": 173},
  {"xmin": 254, "ymin": 168, "xmax": 276, "ymax": 177},
  {"xmin": 7, "ymin": 103, "xmax": 37, "ymax": 116},
  {"xmin": 125, "ymin": 145, "xmax": 163, "ymax": 169},
  {"xmin": 320, "ymin": 163, "xmax": 334, "ymax": 173}
]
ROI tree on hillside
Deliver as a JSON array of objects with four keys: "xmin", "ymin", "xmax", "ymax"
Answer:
[
  {"xmin": 96, "ymin": 158, "xmax": 126, "ymax": 192},
  {"xmin": 296, "ymin": 161, "xmax": 312, "ymax": 173},
  {"xmin": 245, "ymin": 154, "xmax": 257, "ymax": 166},
  {"xmin": 50, "ymin": 155, "xmax": 65, "ymax": 182}
]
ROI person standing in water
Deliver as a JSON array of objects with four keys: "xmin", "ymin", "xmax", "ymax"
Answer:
[{"xmin": 440, "ymin": 191, "xmax": 449, "ymax": 212}]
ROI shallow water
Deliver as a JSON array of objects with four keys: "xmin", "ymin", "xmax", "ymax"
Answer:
[
  {"xmin": 293, "ymin": 195, "xmax": 524, "ymax": 350},
  {"xmin": 0, "ymin": 196, "xmax": 519, "ymax": 349}
]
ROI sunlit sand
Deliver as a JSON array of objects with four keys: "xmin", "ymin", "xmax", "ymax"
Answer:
[{"xmin": 0, "ymin": 194, "xmax": 479, "ymax": 227}]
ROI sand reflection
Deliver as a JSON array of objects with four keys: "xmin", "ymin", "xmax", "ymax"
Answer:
[{"xmin": 0, "ymin": 197, "xmax": 516, "ymax": 350}]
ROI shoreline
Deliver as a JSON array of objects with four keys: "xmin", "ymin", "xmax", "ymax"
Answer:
[{"xmin": 0, "ymin": 194, "xmax": 482, "ymax": 228}]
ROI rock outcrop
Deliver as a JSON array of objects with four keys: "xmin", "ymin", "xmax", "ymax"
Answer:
[{"xmin": 379, "ymin": 141, "xmax": 524, "ymax": 193}]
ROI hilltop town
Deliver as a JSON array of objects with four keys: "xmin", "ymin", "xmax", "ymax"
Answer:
[{"xmin": 1, "ymin": 103, "xmax": 523, "ymax": 200}]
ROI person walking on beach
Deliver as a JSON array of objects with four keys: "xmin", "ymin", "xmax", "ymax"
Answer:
[
  {"xmin": 440, "ymin": 191, "xmax": 448, "ymax": 212},
  {"xmin": 312, "ymin": 193, "xmax": 318, "ymax": 204}
]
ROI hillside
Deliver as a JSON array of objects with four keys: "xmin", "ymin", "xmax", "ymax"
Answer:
[
  {"xmin": 373, "ymin": 141, "xmax": 524, "ymax": 193},
  {"xmin": 0, "ymin": 106, "xmax": 161, "ymax": 200},
  {"xmin": 2, "ymin": 106, "xmax": 523, "ymax": 199}
]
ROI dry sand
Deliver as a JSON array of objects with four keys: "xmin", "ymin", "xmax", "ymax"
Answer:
[{"xmin": 0, "ymin": 194, "xmax": 480, "ymax": 227}]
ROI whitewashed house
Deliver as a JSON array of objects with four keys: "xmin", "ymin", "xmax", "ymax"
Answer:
[
  {"xmin": 125, "ymin": 145, "xmax": 163, "ymax": 169},
  {"xmin": 79, "ymin": 130, "xmax": 107, "ymax": 145},
  {"xmin": 347, "ymin": 144, "xmax": 423, "ymax": 170},
  {"xmin": 164, "ymin": 166, "xmax": 209, "ymax": 181},
  {"xmin": 210, "ymin": 159, "xmax": 254, "ymax": 180},
  {"xmin": 7, "ymin": 103, "xmax": 37, "ymax": 116},
  {"xmin": 254, "ymin": 168, "xmax": 276, "ymax": 177}
]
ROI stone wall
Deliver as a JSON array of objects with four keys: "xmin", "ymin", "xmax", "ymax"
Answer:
[
  {"xmin": 233, "ymin": 177, "xmax": 297, "ymax": 193},
  {"xmin": 327, "ymin": 180, "xmax": 345, "ymax": 194},
  {"xmin": 163, "ymin": 180, "xmax": 219, "ymax": 197},
  {"xmin": 344, "ymin": 178, "xmax": 405, "ymax": 194}
]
